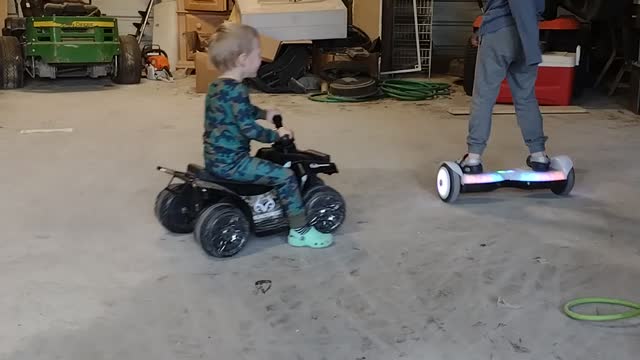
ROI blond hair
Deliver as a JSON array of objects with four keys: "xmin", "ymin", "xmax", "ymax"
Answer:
[{"xmin": 208, "ymin": 23, "xmax": 259, "ymax": 72}]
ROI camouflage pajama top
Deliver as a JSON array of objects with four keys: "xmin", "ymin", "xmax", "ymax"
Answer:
[{"xmin": 203, "ymin": 78, "xmax": 279, "ymax": 168}]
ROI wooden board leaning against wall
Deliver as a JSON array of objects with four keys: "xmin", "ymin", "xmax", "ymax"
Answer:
[
  {"xmin": 353, "ymin": 0, "xmax": 381, "ymax": 39},
  {"xmin": 1, "ymin": 0, "xmax": 8, "ymax": 28}
]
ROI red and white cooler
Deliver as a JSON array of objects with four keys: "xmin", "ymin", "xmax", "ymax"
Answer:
[{"xmin": 496, "ymin": 47, "xmax": 580, "ymax": 106}]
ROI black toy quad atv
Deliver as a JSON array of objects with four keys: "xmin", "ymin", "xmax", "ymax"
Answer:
[{"xmin": 154, "ymin": 116, "xmax": 346, "ymax": 258}]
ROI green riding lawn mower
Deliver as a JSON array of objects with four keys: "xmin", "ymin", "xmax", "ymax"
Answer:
[{"xmin": 0, "ymin": 0, "xmax": 142, "ymax": 89}]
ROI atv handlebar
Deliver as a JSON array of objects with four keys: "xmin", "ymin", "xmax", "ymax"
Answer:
[
  {"xmin": 273, "ymin": 114, "xmax": 291, "ymax": 141},
  {"xmin": 272, "ymin": 115, "xmax": 295, "ymax": 152},
  {"xmin": 273, "ymin": 115, "xmax": 283, "ymax": 129}
]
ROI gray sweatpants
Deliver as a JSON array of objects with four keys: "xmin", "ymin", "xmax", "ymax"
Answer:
[{"xmin": 467, "ymin": 24, "xmax": 548, "ymax": 155}]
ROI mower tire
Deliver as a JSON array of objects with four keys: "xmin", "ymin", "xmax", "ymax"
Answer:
[
  {"xmin": 0, "ymin": 36, "xmax": 25, "ymax": 89},
  {"xmin": 113, "ymin": 35, "xmax": 142, "ymax": 84}
]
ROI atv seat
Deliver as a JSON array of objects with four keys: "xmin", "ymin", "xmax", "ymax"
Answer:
[{"xmin": 187, "ymin": 164, "xmax": 275, "ymax": 196}]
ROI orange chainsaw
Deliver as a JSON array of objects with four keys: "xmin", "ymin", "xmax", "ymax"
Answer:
[{"xmin": 142, "ymin": 45, "xmax": 173, "ymax": 82}]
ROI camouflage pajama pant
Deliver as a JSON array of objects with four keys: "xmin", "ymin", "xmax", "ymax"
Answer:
[{"xmin": 207, "ymin": 156, "xmax": 307, "ymax": 229}]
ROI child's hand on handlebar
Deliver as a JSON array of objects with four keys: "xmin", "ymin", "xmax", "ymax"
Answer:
[
  {"xmin": 266, "ymin": 109, "xmax": 282, "ymax": 124},
  {"xmin": 277, "ymin": 127, "xmax": 294, "ymax": 139}
]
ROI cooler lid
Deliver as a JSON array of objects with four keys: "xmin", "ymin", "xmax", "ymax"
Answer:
[{"xmin": 540, "ymin": 52, "xmax": 577, "ymax": 68}]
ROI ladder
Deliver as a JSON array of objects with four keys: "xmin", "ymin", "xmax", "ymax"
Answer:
[{"xmin": 134, "ymin": 0, "xmax": 155, "ymax": 44}]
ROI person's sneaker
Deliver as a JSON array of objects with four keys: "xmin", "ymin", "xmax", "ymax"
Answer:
[
  {"xmin": 288, "ymin": 227, "xmax": 333, "ymax": 249},
  {"xmin": 526, "ymin": 154, "xmax": 551, "ymax": 172},
  {"xmin": 458, "ymin": 154, "xmax": 483, "ymax": 174}
]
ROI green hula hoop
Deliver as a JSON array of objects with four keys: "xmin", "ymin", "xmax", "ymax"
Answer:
[{"xmin": 564, "ymin": 297, "xmax": 640, "ymax": 321}]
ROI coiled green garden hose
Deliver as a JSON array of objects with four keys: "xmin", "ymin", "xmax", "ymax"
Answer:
[
  {"xmin": 309, "ymin": 79, "xmax": 451, "ymax": 103},
  {"xmin": 564, "ymin": 297, "xmax": 640, "ymax": 321},
  {"xmin": 380, "ymin": 79, "xmax": 451, "ymax": 100},
  {"xmin": 308, "ymin": 91, "xmax": 385, "ymax": 103}
]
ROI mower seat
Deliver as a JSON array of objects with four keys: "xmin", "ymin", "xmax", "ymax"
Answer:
[
  {"xmin": 43, "ymin": 1, "xmax": 100, "ymax": 16},
  {"xmin": 187, "ymin": 164, "xmax": 275, "ymax": 196}
]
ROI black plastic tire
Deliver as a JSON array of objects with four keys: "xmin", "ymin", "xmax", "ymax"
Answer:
[
  {"xmin": 154, "ymin": 184, "xmax": 195, "ymax": 234},
  {"xmin": 463, "ymin": 36, "xmax": 477, "ymax": 96},
  {"xmin": 551, "ymin": 168, "xmax": 575, "ymax": 196},
  {"xmin": 303, "ymin": 185, "xmax": 346, "ymax": 234},
  {"xmin": 0, "ymin": 36, "xmax": 24, "ymax": 89},
  {"xmin": 329, "ymin": 76, "xmax": 379, "ymax": 98},
  {"xmin": 113, "ymin": 35, "xmax": 142, "ymax": 84},
  {"xmin": 195, "ymin": 202, "xmax": 251, "ymax": 258}
]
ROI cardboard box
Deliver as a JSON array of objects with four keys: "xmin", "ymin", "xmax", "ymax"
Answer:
[
  {"xmin": 234, "ymin": 0, "xmax": 347, "ymax": 41},
  {"xmin": 228, "ymin": 5, "xmax": 310, "ymax": 62},
  {"xmin": 194, "ymin": 3, "xmax": 312, "ymax": 92},
  {"xmin": 195, "ymin": 51, "xmax": 221, "ymax": 93}
]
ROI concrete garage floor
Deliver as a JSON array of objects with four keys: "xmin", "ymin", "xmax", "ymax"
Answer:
[{"xmin": 1, "ymin": 77, "xmax": 639, "ymax": 360}]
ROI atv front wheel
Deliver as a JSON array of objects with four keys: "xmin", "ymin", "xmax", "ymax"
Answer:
[
  {"xmin": 0, "ymin": 36, "xmax": 25, "ymax": 89},
  {"xmin": 304, "ymin": 185, "xmax": 346, "ymax": 234},
  {"xmin": 113, "ymin": 35, "xmax": 142, "ymax": 84}
]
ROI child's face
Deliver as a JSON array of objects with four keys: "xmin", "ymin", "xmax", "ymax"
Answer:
[{"xmin": 240, "ymin": 38, "xmax": 262, "ymax": 78}]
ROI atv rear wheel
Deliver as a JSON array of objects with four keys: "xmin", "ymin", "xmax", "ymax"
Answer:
[
  {"xmin": 113, "ymin": 35, "xmax": 142, "ymax": 84},
  {"xmin": 195, "ymin": 202, "xmax": 251, "ymax": 258},
  {"xmin": 0, "ymin": 36, "xmax": 25, "ymax": 89},
  {"xmin": 154, "ymin": 183, "xmax": 195, "ymax": 234}
]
